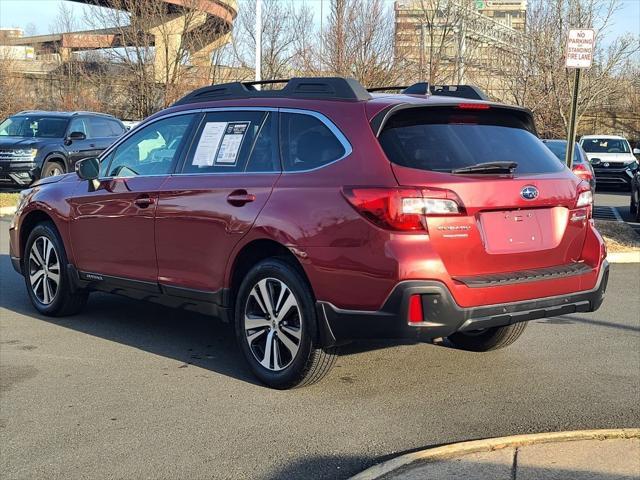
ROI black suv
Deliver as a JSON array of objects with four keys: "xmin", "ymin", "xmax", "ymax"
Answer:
[{"xmin": 0, "ymin": 111, "xmax": 126, "ymax": 187}]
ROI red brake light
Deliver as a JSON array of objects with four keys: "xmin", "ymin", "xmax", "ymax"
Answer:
[
  {"xmin": 457, "ymin": 103, "xmax": 491, "ymax": 110},
  {"xmin": 572, "ymin": 163, "xmax": 593, "ymax": 182},
  {"xmin": 342, "ymin": 187, "xmax": 464, "ymax": 232},
  {"xmin": 408, "ymin": 295, "xmax": 424, "ymax": 323}
]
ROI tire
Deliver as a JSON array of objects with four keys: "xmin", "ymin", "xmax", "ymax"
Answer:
[
  {"xmin": 631, "ymin": 188, "xmax": 639, "ymax": 221},
  {"xmin": 42, "ymin": 160, "xmax": 65, "ymax": 178},
  {"xmin": 447, "ymin": 322, "xmax": 527, "ymax": 352},
  {"xmin": 23, "ymin": 222, "xmax": 88, "ymax": 317},
  {"xmin": 234, "ymin": 258, "xmax": 337, "ymax": 389}
]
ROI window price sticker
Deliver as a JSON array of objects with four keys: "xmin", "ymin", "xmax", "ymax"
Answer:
[
  {"xmin": 215, "ymin": 122, "xmax": 249, "ymax": 166},
  {"xmin": 192, "ymin": 122, "xmax": 227, "ymax": 167}
]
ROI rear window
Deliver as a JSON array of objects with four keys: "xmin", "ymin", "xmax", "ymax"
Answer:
[
  {"xmin": 581, "ymin": 138, "xmax": 630, "ymax": 154},
  {"xmin": 378, "ymin": 107, "xmax": 564, "ymax": 174}
]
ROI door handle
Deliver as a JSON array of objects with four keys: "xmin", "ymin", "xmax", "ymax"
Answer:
[
  {"xmin": 227, "ymin": 190, "xmax": 256, "ymax": 207},
  {"xmin": 134, "ymin": 196, "xmax": 155, "ymax": 208},
  {"xmin": 89, "ymin": 144, "xmax": 96, "ymax": 148}
]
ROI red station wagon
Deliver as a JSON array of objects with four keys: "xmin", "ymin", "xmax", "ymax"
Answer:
[{"xmin": 9, "ymin": 78, "xmax": 609, "ymax": 389}]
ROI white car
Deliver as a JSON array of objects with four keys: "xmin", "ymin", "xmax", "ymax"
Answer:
[{"xmin": 579, "ymin": 135, "xmax": 639, "ymax": 189}]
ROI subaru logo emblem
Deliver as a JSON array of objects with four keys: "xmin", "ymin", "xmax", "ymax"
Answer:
[{"xmin": 521, "ymin": 186, "xmax": 539, "ymax": 200}]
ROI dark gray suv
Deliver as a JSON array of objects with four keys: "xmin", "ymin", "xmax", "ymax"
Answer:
[{"xmin": 0, "ymin": 111, "xmax": 125, "ymax": 186}]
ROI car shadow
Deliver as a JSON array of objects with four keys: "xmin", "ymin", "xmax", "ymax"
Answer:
[{"xmin": 0, "ymin": 254, "xmax": 264, "ymax": 387}]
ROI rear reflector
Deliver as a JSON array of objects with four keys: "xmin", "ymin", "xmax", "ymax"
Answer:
[{"xmin": 408, "ymin": 294, "xmax": 424, "ymax": 323}]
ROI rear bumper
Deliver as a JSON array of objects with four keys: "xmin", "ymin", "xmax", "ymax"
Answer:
[{"xmin": 316, "ymin": 260, "xmax": 609, "ymax": 346}]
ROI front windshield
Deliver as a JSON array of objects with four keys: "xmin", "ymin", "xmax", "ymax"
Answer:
[
  {"xmin": 581, "ymin": 138, "xmax": 630, "ymax": 154},
  {"xmin": 0, "ymin": 116, "xmax": 69, "ymax": 138}
]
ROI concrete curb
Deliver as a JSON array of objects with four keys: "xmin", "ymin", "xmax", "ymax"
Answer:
[
  {"xmin": 0, "ymin": 206, "xmax": 16, "ymax": 217},
  {"xmin": 349, "ymin": 429, "xmax": 640, "ymax": 480},
  {"xmin": 607, "ymin": 251, "xmax": 640, "ymax": 263}
]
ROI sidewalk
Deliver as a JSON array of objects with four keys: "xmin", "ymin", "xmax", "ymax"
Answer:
[{"xmin": 351, "ymin": 429, "xmax": 640, "ymax": 480}]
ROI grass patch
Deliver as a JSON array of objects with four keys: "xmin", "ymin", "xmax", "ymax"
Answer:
[
  {"xmin": 0, "ymin": 192, "xmax": 20, "ymax": 209},
  {"xmin": 595, "ymin": 219, "xmax": 640, "ymax": 253}
]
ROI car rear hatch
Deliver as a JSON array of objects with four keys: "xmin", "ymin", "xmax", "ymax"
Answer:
[{"xmin": 374, "ymin": 103, "xmax": 593, "ymax": 278}]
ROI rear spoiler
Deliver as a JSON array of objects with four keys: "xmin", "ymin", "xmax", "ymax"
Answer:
[{"xmin": 370, "ymin": 103, "xmax": 537, "ymax": 137}]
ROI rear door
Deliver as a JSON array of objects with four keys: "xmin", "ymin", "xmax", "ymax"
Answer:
[
  {"xmin": 377, "ymin": 105, "xmax": 588, "ymax": 277},
  {"xmin": 87, "ymin": 116, "xmax": 124, "ymax": 156},
  {"xmin": 155, "ymin": 109, "xmax": 280, "ymax": 295}
]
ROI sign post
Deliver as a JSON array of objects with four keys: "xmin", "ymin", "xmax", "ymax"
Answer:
[{"xmin": 564, "ymin": 29, "xmax": 595, "ymax": 168}]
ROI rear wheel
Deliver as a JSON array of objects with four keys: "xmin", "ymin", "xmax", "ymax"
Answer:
[
  {"xmin": 23, "ymin": 222, "xmax": 88, "ymax": 316},
  {"xmin": 447, "ymin": 322, "xmax": 527, "ymax": 352},
  {"xmin": 234, "ymin": 258, "xmax": 336, "ymax": 389}
]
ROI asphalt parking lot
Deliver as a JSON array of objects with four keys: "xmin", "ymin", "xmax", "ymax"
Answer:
[{"xmin": 1, "ymin": 211, "xmax": 639, "ymax": 480}]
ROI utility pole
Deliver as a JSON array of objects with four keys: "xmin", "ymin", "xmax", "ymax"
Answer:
[{"xmin": 255, "ymin": 0, "xmax": 262, "ymax": 89}]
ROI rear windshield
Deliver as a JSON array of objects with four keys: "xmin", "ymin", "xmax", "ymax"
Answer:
[
  {"xmin": 378, "ymin": 107, "xmax": 564, "ymax": 174},
  {"xmin": 581, "ymin": 138, "xmax": 630, "ymax": 154}
]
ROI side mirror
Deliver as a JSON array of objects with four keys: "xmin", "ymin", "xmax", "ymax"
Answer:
[
  {"xmin": 65, "ymin": 131, "xmax": 86, "ymax": 145},
  {"xmin": 633, "ymin": 148, "xmax": 640, "ymax": 155},
  {"xmin": 75, "ymin": 157, "xmax": 100, "ymax": 181}
]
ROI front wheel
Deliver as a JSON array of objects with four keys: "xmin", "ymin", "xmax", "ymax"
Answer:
[
  {"xmin": 42, "ymin": 161, "xmax": 65, "ymax": 178},
  {"xmin": 447, "ymin": 322, "xmax": 527, "ymax": 352},
  {"xmin": 631, "ymin": 187, "xmax": 639, "ymax": 221},
  {"xmin": 23, "ymin": 222, "xmax": 88, "ymax": 316},
  {"xmin": 234, "ymin": 259, "xmax": 336, "ymax": 389}
]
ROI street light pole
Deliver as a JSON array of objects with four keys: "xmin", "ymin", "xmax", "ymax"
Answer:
[{"xmin": 255, "ymin": 0, "xmax": 262, "ymax": 89}]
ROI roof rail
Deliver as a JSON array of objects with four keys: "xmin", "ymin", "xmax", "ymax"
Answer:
[
  {"xmin": 368, "ymin": 82, "xmax": 488, "ymax": 100},
  {"xmin": 172, "ymin": 77, "xmax": 372, "ymax": 106}
]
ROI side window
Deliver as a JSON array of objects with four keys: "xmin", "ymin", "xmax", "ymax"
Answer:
[
  {"xmin": 183, "ymin": 110, "xmax": 278, "ymax": 174},
  {"xmin": 89, "ymin": 117, "xmax": 116, "ymax": 138},
  {"xmin": 68, "ymin": 118, "xmax": 88, "ymax": 137},
  {"xmin": 104, "ymin": 114, "xmax": 196, "ymax": 178},
  {"xmin": 280, "ymin": 112, "xmax": 346, "ymax": 172},
  {"xmin": 107, "ymin": 119, "xmax": 125, "ymax": 136}
]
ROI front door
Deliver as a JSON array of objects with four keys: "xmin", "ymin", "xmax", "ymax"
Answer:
[
  {"xmin": 65, "ymin": 117, "xmax": 96, "ymax": 169},
  {"xmin": 155, "ymin": 109, "xmax": 281, "ymax": 296},
  {"xmin": 68, "ymin": 113, "xmax": 199, "ymax": 283}
]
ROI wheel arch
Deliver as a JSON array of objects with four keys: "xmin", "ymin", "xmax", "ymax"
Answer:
[
  {"xmin": 42, "ymin": 153, "xmax": 68, "ymax": 174},
  {"xmin": 19, "ymin": 209, "xmax": 57, "ymax": 264},
  {"xmin": 227, "ymin": 238, "xmax": 312, "ymax": 303}
]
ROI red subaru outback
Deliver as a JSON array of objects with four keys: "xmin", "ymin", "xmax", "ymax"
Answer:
[{"xmin": 9, "ymin": 78, "xmax": 608, "ymax": 389}]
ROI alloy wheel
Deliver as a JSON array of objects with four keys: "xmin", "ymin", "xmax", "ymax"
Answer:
[
  {"xmin": 244, "ymin": 278, "xmax": 302, "ymax": 371},
  {"xmin": 48, "ymin": 166, "xmax": 63, "ymax": 176},
  {"xmin": 28, "ymin": 236, "xmax": 60, "ymax": 305}
]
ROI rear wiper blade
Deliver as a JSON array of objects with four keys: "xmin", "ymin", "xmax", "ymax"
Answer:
[{"xmin": 451, "ymin": 161, "xmax": 518, "ymax": 174}]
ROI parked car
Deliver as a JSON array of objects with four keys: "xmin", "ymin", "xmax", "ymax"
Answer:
[
  {"xmin": 631, "ymin": 168, "xmax": 640, "ymax": 222},
  {"xmin": 9, "ymin": 78, "xmax": 609, "ymax": 389},
  {"xmin": 579, "ymin": 135, "xmax": 639, "ymax": 189},
  {"xmin": 542, "ymin": 139, "xmax": 596, "ymax": 191},
  {"xmin": 0, "ymin": 110, "xmax": 126, "ymax": 187}
]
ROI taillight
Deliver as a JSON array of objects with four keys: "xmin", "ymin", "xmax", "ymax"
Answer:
[
  {"xmin": 575, "ymin": 181, "xmax": 593, "ymax": 210},
  {"xmin": 342, "ymin": 187, "xmax": 463, "ymax": 232},
  {"xmin": 572, "ymin": 163, "xmax": 593, "ymax": 182}
]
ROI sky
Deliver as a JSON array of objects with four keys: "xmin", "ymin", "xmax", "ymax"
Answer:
[{"xmin": 0, "ymin": 0, "xmax": 638, "ymax": 46}]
